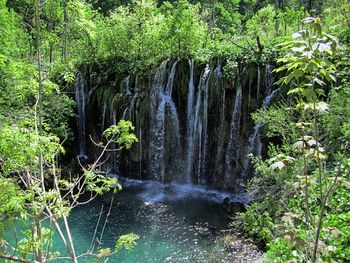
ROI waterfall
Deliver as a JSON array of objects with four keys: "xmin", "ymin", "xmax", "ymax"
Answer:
[
  {"xmin": 198, "ymin": 69, "xmax": 210, "ymax": 185},
  {"xmin": 110, "ymin": 110, "xmax": 116, "ymax": 125},
  {"xmin": 185, "ymin": 59, "xmax": 195, "ymax": 184},
  {"xmin": 262, "ymin": 88, "xmax": 280, "ymax": 108},
  {"xmin": 149, "ymin": 60, "xmax": 181, "ymax": 182},
  {"xmin": 250, "ymin": 88, "xmax": 280, "ymax": 156},
  {"xmin": 78, "ymin": 59, "xmax": 278, "ymax": 190},
  {"xmin": 75, "ymin": 71, "xmax": 88, "ymax": 160},
  {"xmin": 215, "ymin": 60, "xmax": 226, "ymax": 177},
  {"xmin": 165, "ymin": 62, "xmax": 177, "ymax": 96},
  {"xmin": 138, "ymin": 126, "xmax": 142, "ymax": 180},
  {"xmin": 257, "ymin": 65, "xmax": 261, "ymax": 103},
  {"xmin": 242, "ymin": 88, "xmax": 280, "ymax": 177},
  {"xmin": 185, "ymin": 64, "xmax": 211, "ymax": 185},
  {"xmin": 101, "ymin": 102, "xmax": 107, "ymax": 136},
  {"xmin": 109, "ymin": 100, "xmax": 118, "ymax": 173},
  {"xmin": 265, "ymin": 64, "xmax": 274, "ymax": 95},
  {"xmin": 125, "ymin": 75, "xmax": 131, "ymax": 96},
  {"xmin": 135, "ymin": 75, "xmax": 142, "ymax": 179},
  {"xmin": 127, "ymin": 75, "xmax": 140, "ymax": 121},
  {"xmin": 224, "ymin": 78, "xmax": 243, "ymax": 187},
  {"xmin": 148, "ymin": 61, "xmax": 168, "ymax": 181}
]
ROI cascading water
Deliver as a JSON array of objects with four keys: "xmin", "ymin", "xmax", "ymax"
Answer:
[
  {"xmin": 257, "ymin": 65, "xmax": 261, "ymax": 103},
  {"xmin": 138, "ymin": 126, "xmax": 142, "ymax": 179},
  {"xmin": 185, "ymin": 59, "xmax": 195, "ymax": 184},
  {"xmin": 199, "ymin": 68, "xmax": 210, "ymax": 185},
  {"xmin": 149, "ymin": 61, "xmax": 181, "ymax": 182},
  {"xmin": 134, "ymin": 75, "xmax": 142, "ymax": 179},
  {"xmin": 77, "ymin": 60, "xmax": 279, "ymax": 190},
  {"xmin": 125, "ymin": 75, "xmax": 140, "ymax": 121},
  {"xmin": 265, "ymin": 64, "xmax": 274, "ymax": 94},
  {"xmin": 101, "ymin": 103, "xmax": 107, "ymax": 136},
  {"xmin": 109, "ymin": 100, "xmax": 119, "ymax": 172},
  {"xmin": 186, "ymin": 64, "xmax": 211, "ymax": 185},
  {"xmin": 242, "ymin": 87, "xmax": 280, "ymax": 177},
  {"xmin": 124, "ymin": 75, "xmax": 131, "ymax": 96},
  {"xmin": 214, "ymin": 60, "xmax": 226, "ymax": 177},
  {"xmin": 148, "ymin": 61, "xmax": 168, "ymax": 181},
  {"xmin": 224, "ymin": 74, "xmax": 243, "ymax": 188},
  {"xmin": 75, "ymin": 71, "xmax": 88, "ymax": 160}
]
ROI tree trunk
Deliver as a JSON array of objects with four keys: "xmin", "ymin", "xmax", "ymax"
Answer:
[
  {"xmin": 211, "ymin": 0, "xmax": 215, "ymax": 39},
  {"xmin": 34, "ymin": 2, "xmax": 44, "ymax": 262},
  {"xmin": 62, "ymin": 0, "xmax": 67, "ymax": 62}
]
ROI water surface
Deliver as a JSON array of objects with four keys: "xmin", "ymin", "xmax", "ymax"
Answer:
[
  {"xmin": 5, "ymin": 180, "xmax": 262, "ymax": 262},
  {"xmin": 66, "ymin": 180, "xmax": 262, "ymax": 262}
]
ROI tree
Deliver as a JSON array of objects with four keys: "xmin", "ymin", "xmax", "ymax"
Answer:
[
  {"xmin": 0, "ymin": 120, "xmax": 138, "ymax": 262},
  {"xmin": 1, "ymin": 1, "xmax": 139, "ymax": 261},
  {"xmin": 275, "ymin": 16, "xmax": 341, "ymax": 262},
  {"xmin": 234, "ymin": 16, "xmax": 350, "ymax": 262}
]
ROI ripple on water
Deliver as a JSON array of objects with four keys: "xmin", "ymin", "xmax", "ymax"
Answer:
[{"xmin": 65, "ymin": 179, "xmax": 262, "ymax": 262}]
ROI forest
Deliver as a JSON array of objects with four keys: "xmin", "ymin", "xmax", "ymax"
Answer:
[{"xmin": 0, "ymin": 0, "xmax": 350, "ymax": 262}]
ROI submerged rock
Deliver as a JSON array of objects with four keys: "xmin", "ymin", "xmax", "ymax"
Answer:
[{"xmin": 223, "ymin": 197, "xmax": 246, "ymax": 214}]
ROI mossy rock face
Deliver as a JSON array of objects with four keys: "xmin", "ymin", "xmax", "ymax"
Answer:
[{"xmin": 73, "ymin": 59, "xmax": 276, "ymax": 190}]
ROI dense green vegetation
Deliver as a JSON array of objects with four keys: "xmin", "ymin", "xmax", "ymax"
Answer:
[
  {"xmin": 1, "ymin": 0, "xmax": 350, "ymax": 262},
  {"xmin": 234, "ymin": 17, "xmax": 350, "ymax": 262}
]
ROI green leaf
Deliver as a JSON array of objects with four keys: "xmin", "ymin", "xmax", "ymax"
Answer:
[
  {"xmin": 115, "ymin": 233, "xmax": 139, "ymax": 252},
  {"xmin": 338, "ymin": 177, "xmax": 350, "ymax": 189}
]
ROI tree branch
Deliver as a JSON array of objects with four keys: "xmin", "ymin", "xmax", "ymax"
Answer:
[{"xmin": 0, "ymin": 254, "xmax": 39, "ymax": 263}]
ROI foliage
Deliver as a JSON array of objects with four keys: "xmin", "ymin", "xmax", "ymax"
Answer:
[
  {"xmin": 234, "ymin": 203, "xmax": 274, "ymax": 244},
  {"xmin": 0, "ymin": 178, "xmax": 28, "ymax": 236},
  {"xmin": 0, "ymin": 0, "xmax": 28, "ymax": 57},
  {"xmin": 0, "ymin": 125, "xmax": 64, "ymax": 174},
  {"xmin": 275, "ymin": 17, "xmax": 338, "ymax": 101},
  {"xmin": 235, "ymin": 17, "xmax": 350, "ymax": 263},
  {"xmin": 163, "ymin": 0, "xmax": 207, "ymax": 58},
  {"xmin": 0, "ymin": 120, "xmax": 138, "ymax": 261},
  {"xmin": 1, "ymin": 0, "xmax": 350, "ymax": 262},
  {"xmin": 115, "ymin": 233, "xmax": 140, "ymax": 252},
  {"xmin": 0, "ymin": 1, "xmax": 139, "ymax": 258},
  {"xmin": 323, "ymin": 0, "xmax": 350, "ymax": 43},
  {"xmin": 252, "ymin": 101, "xmax": 298, "ymax": 148},
  {"xmin": 246, "ymin": 5, "xmax": 277, "ymax": 44},
  {"xmin": 104, "ymin": 120, "xmax": 139, "ymax": 150}
]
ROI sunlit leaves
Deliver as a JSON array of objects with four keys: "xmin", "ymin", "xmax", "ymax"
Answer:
[
  {"xmin": 0, "ymin": 125, "xmax": 64, "ymax": 175},
  {"xmin": 0, "ymin": 0, "xmax": 28, "ymax": 57},
  {"xmin": 104, "ymin": 120, "xmax": 138, "ymax": 150},
  {"xmin": 97, "ymin": 247, "xmax": 111, "ymax": 258},
  {"xmin": 275, "ymin": 17, "xmax": 339, "ymax": 101},
  {"xmin": 163, "ymin": 0, "xmax": 207, "ymax": 58},
  {"xmin": 246, "ymin": 5, "xmax": 277, "ymax": 43},
  {"xmin": 0, "ymin": 178, "xmax": 27, "ymax": 217},
  {"xmin": 281, "ymin": 212, "xmax": 299, "ymax": 226},
  {"xmin": 268, "ymin": 154, "xmax": 295, "ymax": 171},
  {"xmin": 115, "ymin": 233, "xmax": 139, "ymax": 252},
  {"xmin": 292, "ymin": 136, "xmax": 327, "ymax": 160},
  {"xmin": 337, "ymin": 177, "xmax": 350, "ymax": 190},
  {"xmin": 303, "ymin": 102, "xmax": 329, "ymax": 112},
  {"xmin": 83, "ymin": 169, "xmax": 120, "ymax": 195}
]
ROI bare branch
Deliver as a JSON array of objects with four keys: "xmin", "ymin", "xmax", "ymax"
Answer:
[
  {"xmin": 89, "ymin": 205, "xmax": 105, "ymax": 252},
  {"xmin": 97, "ymin": 195, "xmax": 114, "ymax": 250},
  {"xmin": 89, "ymin": 134, "xmax": 123, "ymax": 152},
  {"xmin": 0, "ymin": 254, "xmax": 39, "ymax": 263}
]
